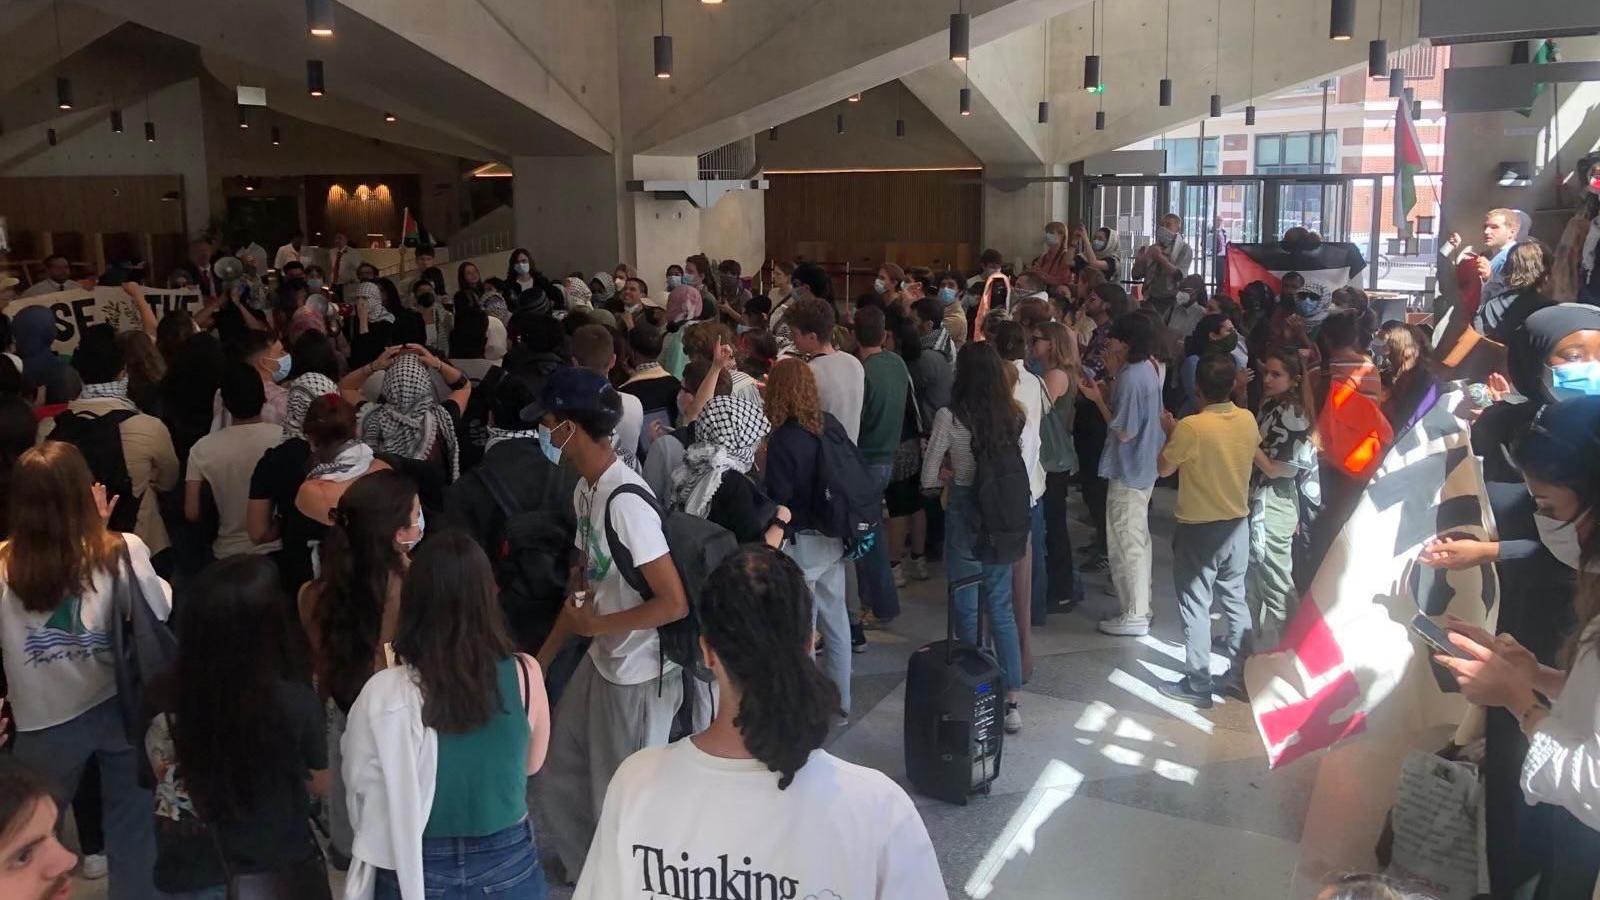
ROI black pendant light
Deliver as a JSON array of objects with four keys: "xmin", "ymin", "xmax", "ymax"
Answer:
[
  {"xmin": 237, "ymin": 105, "xmax": 249, "ymax": 129},
  {"xmin": 1095, "ymin": 110, "xmax": 1106, "ymax": 131},
  {"xmin": 1369, "ymin": 0, "xmax": 1389, "ymax": 78},
  {"xmin": 1388, "ymin": 66, "xmax": 1404, "ymax": 97},
  {"xmin": 1412, "ymin": 98, "xmax": 1422, "ymax": 119},
  {"xmin": 1208, "ymin": 0, "xmax": 1221, "ymax": 117},
  {"xmin": 52, "ymin": 2, "xmax": 71, "ymax": 110},
  {"xmin": 306, "ymin": 0, "xmax": 335, "ymax": 37},
  {"xmin": 835, "ymin": 112, "xmax": 844, "ymax": 134},
  {"xmin": 1330, "ymin": 0, "xmax": 1354, "ymax": 40},
  {"xmin": 1159, "ymin": 0, "xmax": 1172, "ymax": 106},
  {"xmin": 949, "ymin": 2, "xmax": 970, "ymax": 62},
  {"xmin": 1083, "ymin": 0, "xmax": 1099, "ymax": 92},
  {"xmin": 654, "ymin": 0, "xmax": 672, "ymax": 79},
  {"xmin": 143, "ymin": 94, "xmax": 154, "ymax": 142},
  {"xmin": 1038, "ymin": 17, "xmax": 1050, "ymax": 123},
  {"xmin": 847, "ymin": 93, "xmax": 861, "ymax": 103},
  {"xmin": 768, "ymin": 126, "xmax": 777, "ymax": 141},
  {"xmin": 960, "ymin": 85, "xmax": 972, "ymax": 117},
  {"xmin": 307, "ymin": 59, "xmax": 326, "ymax": 96},
  {"xmin": 110, "ymin": 108, "xmax": 123, "ymax": 133},
  {"xmin": 1244, "ymin": 0, "xmax": 1257, "ymax": 125},
  {"xmin": 271, "ymin": 125, "xmax": 282, "ymax": 145},
  {"xmin": 47, "ymin": 128, "xmax": 58, "ymax": 146},
  {"xmin": 384, "ymin": 112, "xmax": 397, "ymax": 123},
  {"xmin": 896, "ymin": 118, "xmax": 906, "ymax": 137}
]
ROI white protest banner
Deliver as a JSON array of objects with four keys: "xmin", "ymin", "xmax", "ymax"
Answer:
[
  {"xmin": 1245, "ymin": 386, "xmax": 1498, "ymax": 768},
  {"xmin": 3, "ymin": 286, "xmax": 204, "ymax": 354}
]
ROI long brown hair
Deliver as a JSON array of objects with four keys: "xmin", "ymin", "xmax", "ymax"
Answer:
[
  {"xmin": 1, "ymin": 443, "xmax": 120, "ymax": 612},
  {"xmin": 764, "ymin": 358, "xmax": 824, "ymax": 435},
  {"xmin": 1035, "ymin": 321, "xmax": 1081, "ymax": 402}
]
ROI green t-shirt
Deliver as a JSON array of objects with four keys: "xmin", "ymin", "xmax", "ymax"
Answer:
[
  {"xmin": 859, "ymin": 351, "xmax": 911, "ymax": 465},
  {"xmin": 424, "ymin": 657, "xmax": 530, "ymax": 838}
]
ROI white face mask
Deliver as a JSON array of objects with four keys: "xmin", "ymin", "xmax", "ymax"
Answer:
[
  {"xmin": 1176, "ymin": 290, "xmax": 1194, "ymax": 305},
  {"xmin": 1535, "ymin": 512, "xmax": 1595, "ymax": 572},
  {"xmin": 400, "ymin": 507, "xmax": 425, "ymax": 552}
]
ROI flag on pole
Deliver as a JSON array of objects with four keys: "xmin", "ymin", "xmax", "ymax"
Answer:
[
  {"xmin": 1244, "ymin": 388, "xmax": 1497, "ymax": 769},
  {"xmin": 1394, "ymin": 96, "xmax": 1426, "ymax": 242},
  {"xmin": 399, "ymin": 207, "xmax": 419, "ymax": 249}
]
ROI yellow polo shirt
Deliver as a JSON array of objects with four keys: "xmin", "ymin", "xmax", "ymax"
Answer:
[{"xmin": 1163, "ymin": 402, "xmax": 1260, "ymax": 524}]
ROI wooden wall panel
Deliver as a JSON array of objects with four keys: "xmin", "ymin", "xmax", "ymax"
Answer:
[{"xmin": 765, "ymin": 170, "xmax": 982, "ymax": 296}]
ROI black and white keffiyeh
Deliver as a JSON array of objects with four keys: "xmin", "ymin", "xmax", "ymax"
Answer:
[
  {"xmin": 352, "ymin": 282, "xmax": 393, "ymax": 325},
  {"xmin": 671, "ymin": 395, "xmax": 769, "ymax": 518},
  {"xmin": 360, "ymin": 353, "xmax": 461, "ymax": 480},
  {"xmin": 284, "ymin": 373, "xmax": 338, "ymax": 439},
  {"xmin": 80, "ymin": 377, "xmax": 129, "ymax": 400},
  {"xmin": 307, "ymin": 440, "xmax": 375, "ymax": 482}
]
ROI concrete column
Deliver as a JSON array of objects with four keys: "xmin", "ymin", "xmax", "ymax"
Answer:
[
  {"xmin": 512, "ymin": 155, "xmax": 625, "ymax": 277},
  {"xmin": 628, "ymin": 155, "xmax": 702, "ymax": 297},
  {"xmin": 982, "ymin": 164, "xmax": 1066, "ymax": 270}
]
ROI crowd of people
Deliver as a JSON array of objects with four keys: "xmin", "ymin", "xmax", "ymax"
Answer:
[{"xmin": 0, "ymin": 180, "xmax": 1596, "ymax": 899}]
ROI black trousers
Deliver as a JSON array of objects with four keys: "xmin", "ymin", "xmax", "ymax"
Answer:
[
  {"xmin": 1042, "ymin": 470, "xmax": 1079, "ymax": 606},
  {"xmin": 1073, "ymin": 397, "xmax": 1108, "ymax": 551}
]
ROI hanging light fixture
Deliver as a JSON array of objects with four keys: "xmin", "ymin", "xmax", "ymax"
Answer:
[
  {"xmin": 110, "ymin": 108, "xmax": 123, "ymax": 134},
  {"xmin": 1369, "ymin": 0, "xmax": 1388, "ymax": 77},
  {"xmin": 1038, "ymin": 15, "xmax": 1051, "ymax": 123},
  {"xmin": 1093, "ymin": 6, "xmax": 1106, "ymax": 130},
  {"xmin": 835, "ymin": 112, "xmax": 844, "ymax": 134},
  {"xmin": 654, "ymin": 0, "xmax": 673, "ymax": 79},
  {"xmin": 897, "ymin": 85, "xmax": 907, "ymax": 137},
  {"xmin": 1389, "ymin": 65, "xmax": 1404, "ymax": 97},
  {"xmin": 143, "ymin": 94, "xmax": 155, "ymax": 142},
  {"xmin": 384, "ymin": 111, "xmax": 397, "ymax": 123},
  {"xmin": 949, "ymin": 1, "xmax": 969, "ymax": 62},
  {"xmin": 271, "ymin": 125, "xmax": 282, "ymax": 145},
  {"xmin": 52, "ymin": 2, "xmax": 72, "ymax": 110},
  {"xmin": 960, "ymin": 86, "xmax": 972, "ymax": 116},
  {"xmin": 1159, "ymin": 0, "xmax": 1172, "ymax": 106},
  {"xmin": 1330, "ymin": 0, "xmax": 1354, "ymax": 40},
  {"xmin": 306, "ymin": 0, "xmax": 335, "ymax": 37},
  {"xmin": 896, "ymin": 118, "xmax": 906, "ymax": 137},
  {"xmin": 1095, "ymin": 110, "xmax": 1106, "ymax": 130},
  {"xmin": 307, "ymin": 59, "xmax": 326, "ymax": 96},
  {"xmin": 847, "ymin": 93, "xmax": 861, "ymax": 102},
  {"xmin": 1208, "ymin": 0, "xmax": 1222, "ymax": 117},
  {"xmin": 768, "ymin": 126, "xmax": 777, "ymax": 141},
  {"xmin": 47, "ymin": 128, "xmax": 58, "ymax": 146},
  {"xmin": 1244, "ymin": 0, "xmax": 1257, "ymax": 125},
  {"xmin": 237, "ymin": 105, "xmax": 249, "ymax": 129},
  {"xmin": 1083, "ymin": 0, "xmax": 1100, "ymax": 92}
]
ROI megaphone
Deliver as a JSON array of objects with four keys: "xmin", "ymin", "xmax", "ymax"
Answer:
[{"xmin": 212, "ymin": 256, "xmax": 244, "ymax": 281}]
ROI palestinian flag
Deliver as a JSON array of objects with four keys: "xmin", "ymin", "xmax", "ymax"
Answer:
[
  {"xmin": 1394, "ymin": 97, "xmax": 1426, "ymax": 241},
  {"xmin": 399, "ymin": 207, "xmax": 419, "ymax": 248},
  {"xmin": 1516, "ymin": 39, "xmax": 1556, "ymax": 118},
  {"xmin": 1223, "ymin": 240, "xmax": 1368, "ymax": 298}
]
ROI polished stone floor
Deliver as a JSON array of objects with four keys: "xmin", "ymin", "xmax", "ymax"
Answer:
[{"xmin": 77, "ymin": 489, "xmax": 1428, "ymax": 900}]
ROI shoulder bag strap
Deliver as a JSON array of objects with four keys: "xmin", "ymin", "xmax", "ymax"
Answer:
[{"xmin": 517, "ymin": 654, "xmax": 531, "ymax": 716}]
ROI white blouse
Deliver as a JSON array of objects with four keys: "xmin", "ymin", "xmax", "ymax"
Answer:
[{"xmin": 1523, "ymin": 641, "xmax": 1600, "ymax": 830}]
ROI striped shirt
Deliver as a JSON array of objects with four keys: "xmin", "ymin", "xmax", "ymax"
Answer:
[{"xmin": 922, "ymin": 407, "xmax": 978, "ymax": 489}]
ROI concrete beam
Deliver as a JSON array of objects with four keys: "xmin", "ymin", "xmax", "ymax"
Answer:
[
  {"xmin": 901, "ymin": 25, "xmax": 1050, "ymax": 165},
  {"xmin": 621, "ymin": 0, "xmax": 1088, "ymax": 157},
  {"xmin": 0, "ymin": 1, "xmax": 125, "ymax": 96}
]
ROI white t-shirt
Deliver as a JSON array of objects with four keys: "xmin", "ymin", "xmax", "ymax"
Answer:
[
  {"xmin": 576, "ymin": 459, "xmax": 673, "ymax": 685},
  {"xmin": 1012, "ymin": 360, "xmax": 1047, "ymax": 503},
  {"xmin": 188, "ymin": 421, "xmax": 285, "ymax": 557},
  {"xmin": 574, "ymin": 739, "xmax": 944, "ymax": 900},
  {"xmin": 0, "ymin": 533, "xmax": 172, "ymax": 731},
  {"xmin": 808, "ymin": 350, "xmax": 865, "ymax": 443},
  {"xmin": 615, "ymin": 390, "xmax": 644, "ymax": 459}
]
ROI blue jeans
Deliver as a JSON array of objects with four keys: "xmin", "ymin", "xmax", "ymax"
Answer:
[
  {"xmin": 374, "ymin": 819, "xmax": 547, "ymax": 900},
  {"xmin": 855, "ymin": 462, "xmax": 901, "ymax": 621},
  {"xmin": 946, "ymin": 485, "xmax": 1024, "ymax": 693},
  {"xmin": 13, "ymin": 698, "xmax": 158, "ymax": 900}
]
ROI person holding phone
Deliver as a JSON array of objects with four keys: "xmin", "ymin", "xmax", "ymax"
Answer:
[{"xmin": 1029, "ymin": 222, "xmax": 1074, "ymax": 287}]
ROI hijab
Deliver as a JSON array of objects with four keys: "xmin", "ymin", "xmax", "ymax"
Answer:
[
  {"xmin": 671, "ymin": 395, "xmax": 769, "ymax": 518},
  {"xmin": 667, "ymin": 285, "xmax": 703, "ymax": 324},
  {"xmin": 359, "ymin": 353, "xmax": 460, "ymax": 480},
  {"xmin": 12, "ymin": 306, "xmax": 69, "ymax": 404},
  {"xmin": 590, "ymin": 272, "xmax": 616, "ymax": 302},
  {"xmin": 284, "ymin": 373, "xmax": 338, "ymax": 439},
  {"xmin": 1097, "ymin": 228, "xmax": 1122, "ymax": 257},
  {"xmin": 1510, "ymin": 304, "xmax": 1600, "ymax": 403}
]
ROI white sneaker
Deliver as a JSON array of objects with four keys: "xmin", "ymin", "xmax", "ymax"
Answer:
[
  {"xmin": 907, "ymin": 556, "xmax": 929, "ymax": 580},
  {"xmin": 891, "ymin": 562, "xmax": 908, "ymax": 589},
  {"xmin": 80, "ymin": 854, "xmax": 108, "ymax": 880},
  {"xmin": 1004, "ymin": 702, "xmax": 1022, "ymax": 734},
  {"xmin": 1098, "ymin": 614, "xmax": 1151, "ymax": 637}
]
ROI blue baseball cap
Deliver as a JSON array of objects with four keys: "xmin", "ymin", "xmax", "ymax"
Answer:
[{"xmin": 521, "ymin": 366, "xmax": 617, "ymax": 425}]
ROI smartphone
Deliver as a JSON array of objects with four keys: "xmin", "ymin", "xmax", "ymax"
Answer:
[{"xmin": 1410, "ymin": 614, "xmax": 1473, "ymax": 660}]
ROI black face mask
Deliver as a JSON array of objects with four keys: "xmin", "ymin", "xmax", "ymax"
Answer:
[{"xmin": 417, "ymin": 292, "xmax": 436, "ymax": 308}]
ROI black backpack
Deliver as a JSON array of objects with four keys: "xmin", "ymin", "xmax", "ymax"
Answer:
[
  {"xmin": 603, "ymin": 483, "xmax": 736, "ymax": 678},
  {"xmin": 49, "ymin": 409, "xmax": 141, "ymax": 534},
  {"xmin": 812, "ymin": 414, "xmax": 883, "ymax": 560},
  {"xmin": 970, "ymin": 440, "xmax": 1032, "ymax": 565},
  {"xmin": 474, "ymin": 460, "xmax": 575, "ymax": 653}
]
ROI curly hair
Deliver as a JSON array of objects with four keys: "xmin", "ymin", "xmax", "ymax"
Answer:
[
  {"xmin": 698, "ymin": 546, "xmax": 837, "ymax": 789},
  {"xmin": 764, "ymin": 358, "xmax": 824, "ymax": 435}
]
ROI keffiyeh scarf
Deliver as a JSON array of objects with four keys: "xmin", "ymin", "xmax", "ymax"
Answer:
[
  {"xmin": 284, "ymin": 373, "xmax": 339, "ymax": 439},
  {"xmin": 485, "ymin": 425, "xmax": 539, "ymax": 452},
  {"xmin": 564, "ymin": 277, "xmax": 594, "ymax": 311},
  {"xmin": 81, "ymin": 377, "xmax": 129, "ymax": 400},
  {"xmin": 308, "ymin": 440, "xmax": 375, "ymax": 481},
  {"xmin": 671, "ymin": 395, "xmax": 769, "ymax": 518},
  {"xmin": 359, "ymin": 353, "xmax": 461, "ymax": 480},
  {"xmin": 351, "ymin": 282, "xmax": 393, "ymax": 325}
]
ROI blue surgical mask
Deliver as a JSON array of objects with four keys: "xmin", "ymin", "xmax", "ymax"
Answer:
[
  {"xmin": 874, "ymin": 278, "xmax": 888, "ymax": 294},
  {"xmin": 1044, "ymin": 232, "xmax": 1062, "ymax": 247},
  {"xmin": 1092, "ymin": 239, "xmax": 1107, "ymax": 252},
  {"xmin": 938, "ymin": 286, "xmax": 958, "ymax": 303},
  {"xmin": 538, "ymin": 424, "xmax": 566, "ymax": 465},
  {"xmin": 1548, "ymin": 361, "xmax": 1600, "ymax": 400},
  {"xmin": 272, "ymin": 353, "xmax": 293, "ymax": 383},
  {"xmin": 1296, "ymin": 295, "xmax": 1321, "ymax": 317},
  {"xmin": 514, "ymin": 261, "xmax": 530, "ymax": 276},
  {"xmin": 667, "ymin": 274, "xmax": 682, "ymax": 289},
  {"xmin": 682, "ymin": 272, "xmax": 698, "ymax": 287}
]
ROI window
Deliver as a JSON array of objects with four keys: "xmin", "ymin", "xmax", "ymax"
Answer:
[
  {"xmin": 1154, "ymin": 137, "xmax": 1220, "ymax": 176},
  {"xmin": 1254, "ymin": 131, "xmax": 1338, "ymax": 175},
  {"xmin": 1387, "ymin": 45, "xmax": 1438, "ymax": 80}
]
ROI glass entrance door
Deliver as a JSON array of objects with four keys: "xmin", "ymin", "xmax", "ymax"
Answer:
[{"xmin": 1270, "ymin": 181, "xmax": 1350, "ymax": 243}]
